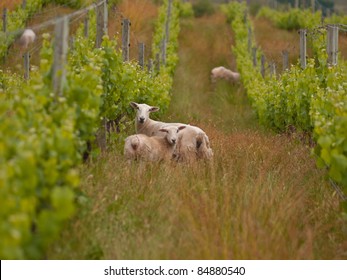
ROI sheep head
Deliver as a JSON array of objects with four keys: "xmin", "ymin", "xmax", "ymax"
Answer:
[
  {"xmin": 159, "ymin": 126, "xmax": 186, "ymax": 145},
  {"xmin": 130, "ymin": 102, "xmax": 159, "ymax": 124}
]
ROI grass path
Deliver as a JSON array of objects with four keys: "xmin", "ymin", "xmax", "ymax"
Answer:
[{"xmin": 48, "ymin": 12, "xmax": 347, "ymax": 260}]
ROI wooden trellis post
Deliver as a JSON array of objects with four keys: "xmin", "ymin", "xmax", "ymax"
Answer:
[
  {"xmin": 138, "ymin": 43, "xmax": 145, "ymax": 69},
  {"xmin": 327, "ymin": 25, "xmax": 338, "ymax": 66},
  {"xmin": 22, "ymin": 0, "xmax": 27, "ymax": 9},
  {"xmin": 2, "ymin": 8, "xmax": 7, "ymax": 63},
  {"xmin": 299, "ymin": 29, "xmax": 307, "ymax": 69},
  {"xmin": 2, "ymin": 8, "xmax": 7, "ymax": 33},
  {"xmin": 103, "ymin": 0, "xmax": 108, "ymax": 34},
  {"xmin": 282, "ymin": 50, "xmax": 289, "ymax": 71},
  {"xmin": 84, "ymin": 11, "xmax": 89, "ymax": 38},
  {"xmin": 122, "ymin": 19, "xmax": 130, "ymax": 62},
  {"xmin": 53, "ymin": 16, "xmax": 69, "ymax": 97},
  {"xmin": 270, "ymin": 62, "xmax": 276, "ymax": 77},
  {"xmin": 96, "ymin": 0, "xmax": 108, "ymax": 48},
  {"xmin": 147, "ymin": 58, "xmax": 153, "ymax": 74},
  {"xmin": 161, "ymin": 39, "xmax": 166, "ymax": 66},
  {"xmin": 252, "ymin": 47, "xmax": 257, "ymax": 67},
  {"xmin": 248, "ymin": 27, "xmax": 252, "ymax": 53},
  {"xmin": 295, "ymin": 0, "xmax": 299, "ymax": 9},
  {"xmin": 260, "ymin": 55, "xmax": 265, "ymax": 78},
  {"xmin": 165, "ymin": 0, "xmax": 172, "ymax": 43},
  {"xmin": 23, "ymin": 52, "xmax": 30, "ymax": 80},
  {"xmin": 69, "ymin": 36, "xmax": 75, "ymax": 51},
  {"xmin": 161, "ymin": 0, "xmax": 172, "ymax": 66},
  {"xmin": 155, "ymin": 53, "xmax": 160, "ymax": 73},
  {"xmin": 96, "ymin": 2, "xmax": 103, "ymax": 48},
  {"xmin": 95, "ymin": 0, "xmax": 109, "ymax": 153},
  {"xmin": 311, "ymin": 0, "xmax": 315, "ymax": 13}
]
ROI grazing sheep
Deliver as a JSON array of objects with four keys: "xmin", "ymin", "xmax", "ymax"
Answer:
[
  {"xmin": 211, "ymin": 66, "xmax": 240, "ymax": 83},
  {"xmin": 175, "ymin": 125, "xmax": 214, "ymax": 162},
  {"xmin": 18, "ymin": 29, "xmax": 36, "ymax": 50},
  {"xmin": 124, "ymin": 125, "xmax": 186, "ymax": 162},
  {"xmin": 130, "ymin": 102, "xmax": 213, "ymax": 162}
]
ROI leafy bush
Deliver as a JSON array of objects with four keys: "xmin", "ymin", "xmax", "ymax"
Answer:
[
  {"xmin": 223, "ymin": 1, "xmax": 347, "ymax": 198},
  {"xmin": 178, "ymin": 1, "xmax": 194, "ymax": 18},
  {"xmin": 257, "ymin": 7, "xmax": 321, "ymax": 30},
  {"xmin": 0, "ymin": 0, "xmax": 181, "ymax": 259}
]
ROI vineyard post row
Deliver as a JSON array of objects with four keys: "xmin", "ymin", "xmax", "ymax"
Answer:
[
  {"xmin": 2, "ymin": 0, "xmax": 174, "ymax": 83},
  {"xmin": 49, "ymin": 0, "xmax": 173, "ymax": 151},
  {"xmin": 248, "ymin": 23, "xmax": 340, "ymax": 77},
  {"xmin": 224, "ymin": 1, "xmax": 347, "ymax": 201}
]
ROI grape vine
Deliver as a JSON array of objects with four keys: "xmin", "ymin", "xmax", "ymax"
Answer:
[
  {"xmin": 0, "ymin": 0, "xmax": 181, "ymax": 259},
  {"xmin": 223, "ymin": 1, "xmax": 347, "ymax": 202}
]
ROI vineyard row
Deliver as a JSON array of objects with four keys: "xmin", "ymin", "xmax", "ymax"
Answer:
[
  {"xmin": 223, "ymin": 1, "xmax": 347, "ymax": 204},
  {"xmin": 0, "ymin": 0, "xmax": 185, "ymax": 259}
]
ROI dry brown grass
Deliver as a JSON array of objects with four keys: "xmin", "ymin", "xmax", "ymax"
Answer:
[
  {"xmin": 47, "ymin": 11, "xmax": 347, "ymax": 260},
  {"xmin": 0, "ymin": 0, "xmax": 22, "ymax": 11},
  {"xmin": 47, "ymin": 130, "xmax": 346, "ymax": 259}
]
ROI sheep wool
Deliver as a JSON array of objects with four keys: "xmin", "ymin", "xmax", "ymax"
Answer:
[
  {"xmin": 124, "ymin": 125, "xmax": 186, "ymax": 162},
  {"xmin": 130, "ymin": 102, "xmax": 214, "ymax": 162},
  {"xmin": 18, "ymin": 29, "xmax": 36, "ymax": 49},
  {"xmin": 211, "ymin": 66, "xmax": 240, "ymax": 83}
]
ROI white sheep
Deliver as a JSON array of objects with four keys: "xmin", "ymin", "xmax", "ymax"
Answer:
[
  {"xmin": 18, "ymin": 29, "xmax": 36, "ymax": 50},
  {"xmin": 175, "ymin": 125, "xmax": 214, "ymax": 162},
  {"xmin": 211, "ymin": 66, "xmax": 240, "ymax": 83},
  {"xmin": 129, "ymin": 102, "xmax": 213, "ymax": 162},
  {"xmin": 124, "ymin": 125, "xmax": 186, "ymax": 162}
]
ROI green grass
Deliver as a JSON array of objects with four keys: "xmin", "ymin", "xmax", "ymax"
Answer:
[{"xmin": 47, "ymin": 12, "xmax": 347, "ymax": 260}]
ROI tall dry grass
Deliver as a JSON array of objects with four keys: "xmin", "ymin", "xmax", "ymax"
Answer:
[
  {"xmin": 0, "ymin": 0, "xmax": 22, "ymax": 11},
  {"xmin": 47, "ymin": 11, "xmax": 347, "ymax": 259},
  {"xmin": 48, "ymin": 133, "xmax": 346, "ymax": 259}
]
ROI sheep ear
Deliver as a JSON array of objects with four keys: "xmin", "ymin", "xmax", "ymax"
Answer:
[
  {"xmin": 159, "ymin": 128, "xmax": 168, "ymax": 133},
  {"xmin": 178, "ymin": 126, "xmax": 186, "ymax": 131},
  {"xmin": 130, "ymin": 102, "xmax": 139, "ymax": 109},
  {"xmin": 149, "ymin": 106, "xmax": 159, "ymax": 112}
]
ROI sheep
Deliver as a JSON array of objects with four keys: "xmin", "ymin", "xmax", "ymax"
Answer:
[
  {"xmin": 130, "ymin": 102, "xmax": 213, "ymax": 162},
  {"xmin": 18, "ymin": 29, "xmax": 36, "ymax": 50},
  {"xmin": 211, "ymin": 66, "xmax": 240, "ymax": 83},
  {"xmin": 175, "ymin": 125, "xmax": 214, "ymax": 162},
  {"xmin": 124, "ymin": 125, "xmax": 186, "ymax": 162},
  {"xmin": 130, "ymin": 101, "xmax": 186, "ymax": 136}
]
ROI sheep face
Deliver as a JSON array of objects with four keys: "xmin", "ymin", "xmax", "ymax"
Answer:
[
  {"xmin": 130, "ymin": 102, "xmax": 159, "ymax": 124},
  {"xmin": 159, "ymin": 126, "xmax": 186, "ymax": 145}
]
